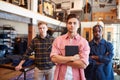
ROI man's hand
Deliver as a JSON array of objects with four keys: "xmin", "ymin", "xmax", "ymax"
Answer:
[
  {"xmin": 91, "ymin": 55, "xmax": 99, "ymax": 60},
  {"xmin": 90, "ymin": 55, "xmax": 103, "ymax": 65},
  {"xmin": 15, "ymin": 65, "xmax": 22, "ymax": 71},
  {"xmin": 71, "ymin": 54, "xmax": 80, "ymax": 61},
  {"xmin": 96, "ymin": 61, "xmax": 102, "ymax": 65}
]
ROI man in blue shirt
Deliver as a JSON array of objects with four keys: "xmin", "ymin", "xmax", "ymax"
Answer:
[{"xmin": 85, "ymin": 24, "xmax": 114, "ymax": 80}]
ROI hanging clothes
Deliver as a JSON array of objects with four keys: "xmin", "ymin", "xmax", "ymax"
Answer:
[{"xmin": 14, "ymin": 37, "xmax": 27, "ymax": 55}]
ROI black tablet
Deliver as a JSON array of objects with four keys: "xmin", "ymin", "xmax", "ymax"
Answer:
[{"xmin": 65, "ymin": 46, "xmax": 79, "ymax": 56}]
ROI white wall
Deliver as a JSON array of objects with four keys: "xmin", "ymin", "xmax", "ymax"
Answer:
[
  {"xmin": 0, "ymin": 19, "xmax": 28, "ymax": 34},
  {"xmin": 0, "ymin": 19, "xmax": 63, "ymax": 37},
  {"xmin": 118, "ymin": 1, "xmax": 120, "ymax": 19}
]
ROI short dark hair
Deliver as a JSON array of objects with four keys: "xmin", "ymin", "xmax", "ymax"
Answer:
[
  {"xmin": 93, "ymin": 24, "xmax": 103, "ymax": 32},
  {"xmin": 66, "ymin": 14, "xmax": 79, "ymax": 22}
]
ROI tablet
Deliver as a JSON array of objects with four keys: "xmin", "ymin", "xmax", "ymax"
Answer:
[{"xmin": 65, "ymin": 46, "xmax": 79, "ymax": 56}]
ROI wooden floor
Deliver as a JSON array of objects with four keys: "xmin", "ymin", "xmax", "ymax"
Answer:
[
  {"xmin": 0, "ymin": 63, "xmax": 22, "ymax": 80},
  {"xmin": 0, "ymin": 68, "xmax": 22, "ymax": 80}
]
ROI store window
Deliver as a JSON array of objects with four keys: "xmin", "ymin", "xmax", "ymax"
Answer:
[
  {"xmin": 107, "ymin": 32, "xmax": 111, "ymax": 41},
  {"xmin": 104, "ymin": 24, "xmax": 120, "ymax": 68}
]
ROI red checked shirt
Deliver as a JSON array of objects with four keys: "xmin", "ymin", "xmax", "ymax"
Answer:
[{"xmin": 50, "ymin": 33, "xmax": 90, "ymax": 80}]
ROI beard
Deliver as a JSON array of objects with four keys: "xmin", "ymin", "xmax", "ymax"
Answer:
[{"xmin": 94, "ymin": 36, "xmax": 102, "ymax": 41}]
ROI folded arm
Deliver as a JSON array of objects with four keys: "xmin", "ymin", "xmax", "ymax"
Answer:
[{"xmin": 51, "ymin": 54, "xmax": 87, "ymax": 69}]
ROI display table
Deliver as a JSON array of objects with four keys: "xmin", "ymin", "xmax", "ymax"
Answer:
[{"xmin": 0, "ymin": 63, "xmax": 35, "ymax": 80}]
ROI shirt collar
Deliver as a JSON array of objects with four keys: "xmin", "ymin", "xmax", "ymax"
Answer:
[
  {"xmin": 64, "ymin": 33, "xmax": 80, "ymax": 40},
  {"xmin": 37, "ymin": 34, "xmax": 50, "ymax": 39},
  {"xmin": 92, "ymin": 39, "xmax": 106, "ymax": 45}
]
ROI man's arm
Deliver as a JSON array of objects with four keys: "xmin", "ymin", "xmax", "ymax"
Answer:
[
  {"xmin": 90, "ymin": 55, "xmax": 102, "ymax": 64},
  {"xmin": 51, "ymin": 54, "xmax": 79, "ymax": 64},
  {"xmin": 15, "ymin": 60, "xmax": 25, "ymax": 71},
  {"xmin": 90, "ymin": 42, "xmax": 114, "ymax": 64},
  {"xmin": 15, "ymin": 39, "xmax": 35, "ymax": 71},
  {"xmin": 51, "ymin": 54, "xmax": 87, "ymax": 68},
  {"xmin": 66, "ymin": 59, "xmax": 87, "ymax": 69}
]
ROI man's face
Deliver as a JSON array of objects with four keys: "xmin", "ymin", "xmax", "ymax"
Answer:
[
  {"xmin": 38, "ymin": 24, "xmax": 48, "ymax": 36},
  {"xmin": 66, "ymin": 18, "xmax": 79, "ymax": 34},
  {"xmin": 93, "ymin": 26, "xmax": 103, "ymax": 40}
]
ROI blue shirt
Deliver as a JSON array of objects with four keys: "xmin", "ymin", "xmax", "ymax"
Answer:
[{"xmin": 85, "ymin": 39, "xmax": 114, "ymax": 80}]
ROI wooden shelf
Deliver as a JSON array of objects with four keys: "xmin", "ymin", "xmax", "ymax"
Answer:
[{"xmin": 0, "ymin": 1, "xmax": 65, "ymax": 27}]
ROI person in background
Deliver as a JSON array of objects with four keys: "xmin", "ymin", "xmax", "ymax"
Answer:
[
  {"xmin": 50, "ymin": 14, "xmax": 90, "ymax": 80},
  {"xmin": 14, "ymin": 37, "xmax": 27, "ymax": 55},
  {"xmin": 85, "ymin": 24, "xmax": 114, "ymax": 80},
  {"xmin": 15, "ymin": 22, "xmax": 55, "ymax": 80}
]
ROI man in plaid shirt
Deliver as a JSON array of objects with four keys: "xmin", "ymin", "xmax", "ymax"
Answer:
[{"xmin": 15, "ymin": 21, "xmax": 55, "ymax": 80}]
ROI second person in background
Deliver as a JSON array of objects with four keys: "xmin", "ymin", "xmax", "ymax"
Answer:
[
  {"xmin": 85, "ymin": 24, "xmax": 114, "ymax": 80},
  {"xmin": 15, "ymin": 22, "xmax": 55, "ymax": 80}
]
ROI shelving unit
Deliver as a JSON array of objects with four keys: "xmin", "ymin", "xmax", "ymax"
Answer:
[
  {"xmin": 0, "ymin": 0, "xmax": 66, "ymax": 45},
  {"xmin": 0, "ymin": 25, "xmax": 17, "ymax": 64},
  {"xmin": 0, "ymin": 25, "xmax": 16, "ymax": 55},
  {"xmin": 0, "ymin": 1, "xmax": 66, "ymax": 26}
]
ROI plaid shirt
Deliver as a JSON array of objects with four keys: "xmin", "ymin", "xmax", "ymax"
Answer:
[{"xmin": 22, "ymin": 34, "xmax": 54, "ymax": 70}]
